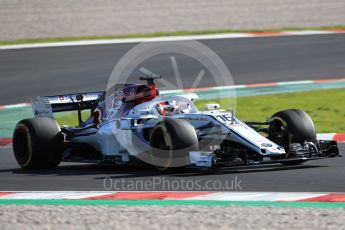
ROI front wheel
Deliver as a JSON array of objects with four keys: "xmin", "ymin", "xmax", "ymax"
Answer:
[
  {"xmin": 149, "ymin": 118, "xmax": 199, "ymax": 171},
  {"xmin": 12, "ymin": 117, "xmax": 64, "ymax": 169},
  {"xmin": 268, "ymin": 109, "xmax": 316, "ymax": 166}
]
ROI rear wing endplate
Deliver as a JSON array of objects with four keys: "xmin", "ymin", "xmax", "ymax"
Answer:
[{"xmin": 32, "ymin": 91, "xmax": 104, "ymax": 118}]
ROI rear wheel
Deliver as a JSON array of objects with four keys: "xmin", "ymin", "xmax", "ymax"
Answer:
[
  {"xmin": 268, "ymin": 109, "xmax": 316, "ymax": 165},
  {"xmin": 150, "ymin": 118, "xmax": 198, "ymax": 171},
  {"xmin": 12, "ymin": 117, "xmax": 64, "ymax": 169}
]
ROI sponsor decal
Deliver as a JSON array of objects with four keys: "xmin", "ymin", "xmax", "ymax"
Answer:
[
  {"xmin": 261, "ymin": 143, "xmax": 273, "ymax": 147},
  {"xmin": 105, "ymin": 91, "xmax": 125, "ymax": 119}
]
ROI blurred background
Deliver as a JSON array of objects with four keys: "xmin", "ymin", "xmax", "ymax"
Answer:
[{"xmin": 1, "ymin": 0, "xmax": 345, "ymax": 41}]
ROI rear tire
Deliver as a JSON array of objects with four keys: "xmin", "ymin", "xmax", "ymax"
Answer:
[
  {"xmin": 12, "ymin": 117, "xmax": 64, "ymax": 169},
  {"xmin": 268, "ymin": 109, "xmax": 316, "ymax": 166},
  {"xmin": 150, "ymin": 118, "xmax": 198, "ymax": 171}
]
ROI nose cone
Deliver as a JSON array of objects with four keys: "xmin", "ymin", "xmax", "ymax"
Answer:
[{"xmin": 261, "ymin": 144, "xmax": 286, "ymax": 156}]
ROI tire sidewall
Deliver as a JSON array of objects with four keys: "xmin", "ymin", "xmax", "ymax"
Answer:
[
  {"xmin": 12, "ymin": 117, "xmax": 64, "ymax": 169},
  {"xmin": 149, "ymin": 118, "xmax": 198, "ymax": 169},
  {"xmin": 269, "ymin": 109, "xmax": 316, "ymax": 150}
]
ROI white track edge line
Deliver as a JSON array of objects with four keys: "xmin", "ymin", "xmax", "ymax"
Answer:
[{"xmin": 0, "ymin": 30, "xmax": 341, "ymax": 50}]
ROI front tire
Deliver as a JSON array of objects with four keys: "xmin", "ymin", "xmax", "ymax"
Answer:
[
  {"xmin": 149, "ymin": 118, "xmax": 198, "ymax": 171},
  {"xmin": 12, "ymin": 117, "xmax": 64, "ymax": 169},
  {"xmin": 268, "ymin": 109, "xmax": 316, "ymax": 165}
]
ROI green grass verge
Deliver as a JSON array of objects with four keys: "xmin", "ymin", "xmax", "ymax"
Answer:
[
  {"xmin": 194, "ymin": 89, "xmax": 345, "ymax": 133},
  {"xmin": 1, "ymin": 25, "xmax": 344, "ymax": 46},
  {"xmin": 55, "ymin": 111, "xmax": 90, "ymax": 127},
  {"xmin": 56, "ymin": 89, "xmax": 345, "ymax": 133}
]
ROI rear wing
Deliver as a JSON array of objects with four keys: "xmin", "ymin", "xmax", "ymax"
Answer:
[{"xmin": 32, "ymin": 91, "xmax": 104, "ymax": 118}]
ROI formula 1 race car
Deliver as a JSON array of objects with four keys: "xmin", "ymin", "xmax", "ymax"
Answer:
[{"xmin": 12, "ymin": 76, "xmax": 339, "ymax": 170}]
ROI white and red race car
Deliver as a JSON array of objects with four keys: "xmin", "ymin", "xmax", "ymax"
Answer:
[{"xmin": 12, "ymin": 76, "xmax": 339, "ymax": 170}]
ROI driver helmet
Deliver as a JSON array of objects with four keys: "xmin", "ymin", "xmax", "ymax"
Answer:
[{"xmin": 155, "ymin": 100, "xmax": 180, "ymax": 116}]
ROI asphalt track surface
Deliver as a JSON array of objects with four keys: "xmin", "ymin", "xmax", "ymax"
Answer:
[
  {"xmin": 0, "ymin": 144, "xmax": 344, "ymax": 191},
  {"xmin": 0, "ymin": 34, "xmax": 344, "ymax": 191},
  {"xmin": 1, "ymin": 34, "xmax": 345, "ymax": 105}
]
